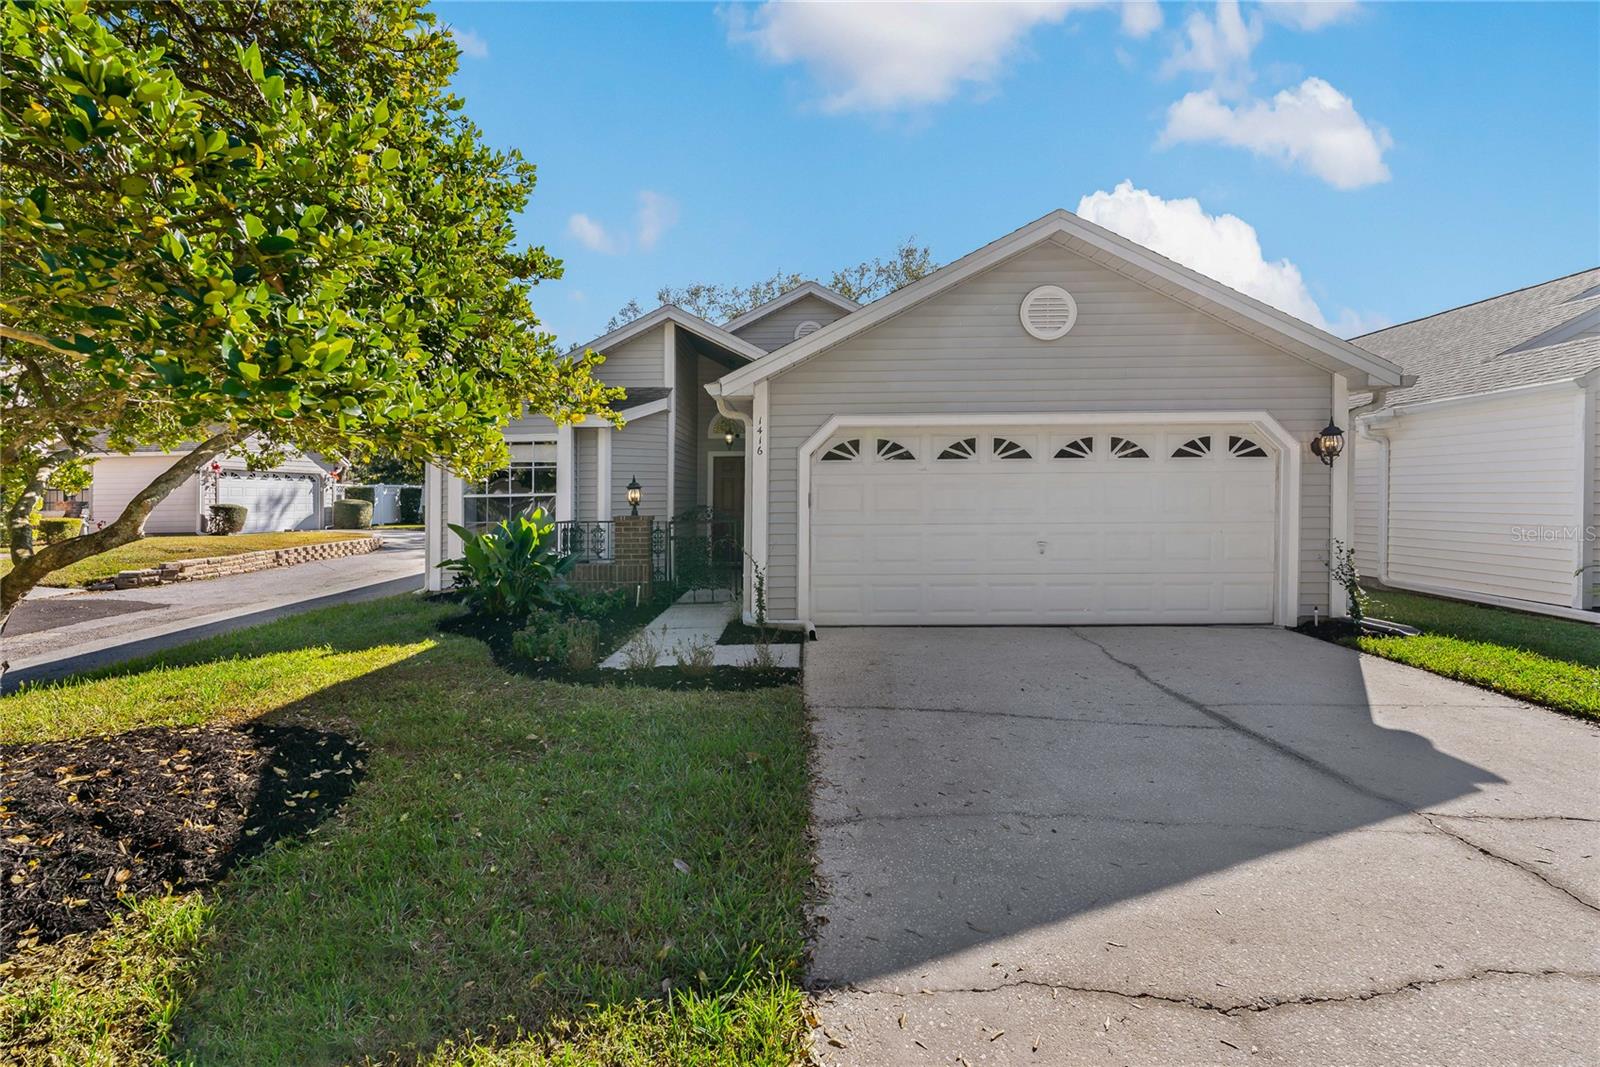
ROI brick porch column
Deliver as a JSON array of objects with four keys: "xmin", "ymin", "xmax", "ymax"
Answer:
[{"xmin": 612, "ymin": 514, "xmax": 655, "ymax": 596}]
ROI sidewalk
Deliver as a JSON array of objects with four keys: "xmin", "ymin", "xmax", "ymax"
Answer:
[{"xmin": 600, "ymin": 589, "xmax": 802, "ymax": 669}]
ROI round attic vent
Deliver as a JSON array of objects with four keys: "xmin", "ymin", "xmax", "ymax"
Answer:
[
  {"xmin": 794, "ymin": 319, "xmax": 823, "ymax": 341},
  {"xmin": 1019, "ymin": 285, "xmax": 1078, "ymax": 341}
]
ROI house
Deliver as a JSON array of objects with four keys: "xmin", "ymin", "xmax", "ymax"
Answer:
[
  {"xmin": 426, "ymin": 209, "xmax": 1407, "ymax": 628},
  {"xmin": 1352, "ymin": 270, "xmax": 1600, "ymax": 620},
  {"xmin": 83, "ymin": 441, "xmax": 337, "ymax": 534}
]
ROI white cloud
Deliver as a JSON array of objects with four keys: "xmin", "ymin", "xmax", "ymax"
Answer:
[
  {"xmin": 450, "ymin": 27, "xmax": 489, "ymax": 60},
  {"xmin": 1163, "ymin": 0, "xmax": 1262, "ymax": 92},
  {"xmin": 636, "ymin": 191, "xmax": 679, "ymax": 251},
  {"xmin": 1076, "ymin": 180, "xmax": 1330, "ymax": 327},
  {"xmin": 1161, "ymin": 76, "xmax": 1392, "ymax": 189},
  {"xmin": 1262, "ymin": 1, "xmax": 1361, "ymax": 31},
  {"xmin": 567, "ymin": 213, "xmax": 621, "ymax": 255},
  {"xmin": 1120, "ymin": 0, "xmax": 1164, "ymax": 38},
  {"xmin": 726, "ymin": 1, "xmax": 1093, "ymax": 113}
]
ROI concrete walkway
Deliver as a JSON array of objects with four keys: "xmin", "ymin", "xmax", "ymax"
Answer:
[
  {"xmin": 600, "ymin": 589, "xmax": 802, "ymax": 668},
  {"xmin": 2, "ymin": 531, "xmax": 425, "ymax": 691},
  {"xmin": 805, "ymin": 626, "xmax": 1599, "ymax": 1066}
]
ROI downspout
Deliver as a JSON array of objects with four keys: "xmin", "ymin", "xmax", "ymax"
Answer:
[
  {"xmin": 707, "ymin": 382, "xmax": 815, "ymax": 637},
  {"xmin": 1349, "ymin": 374, "xmax": 1413, "ymax": 588}
]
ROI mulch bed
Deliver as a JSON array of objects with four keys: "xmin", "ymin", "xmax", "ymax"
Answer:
[
  {"xmin": 717, "ymin": 619, "xmax": 806, "ymax": 646},
  {"xmin": 0, "ymin": 723, "xmax": 365, "ymax": 956}
]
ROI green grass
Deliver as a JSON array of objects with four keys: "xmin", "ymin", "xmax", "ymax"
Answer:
[
  {"xmin": 0, "ymin": 531, "xmax": 369, "ymax": 588},
  {"xmin": 1357, "ymin": 585, "xmax": 1600, "ymax": 720},
  {"xmin": 0, "ymin": 597, "xmax": 813, "ymax": 1065}
]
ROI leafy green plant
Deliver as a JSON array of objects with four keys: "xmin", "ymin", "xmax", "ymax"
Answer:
[
  {"xmin": 35, "ymin": 517, "xmax": 82, "ymax": 544},
  {"xmin": 441, "ymin": 510, "xmax": 576, "ymax": 624},
  {"xmin": 552, "ymin": 586, "xmax": 628, "ymax": 621},
  {"xmin": 332, "ymin": 499, "xmax": 372, "ymax": 530},
  {"xmin": 1328, "ymin": 539, "xmax": 1367, "ymax": 622},
  {"xmin": 342, "ymin": 487, "xmax": 377, "ymax": 505},
  {"xmin": 208, "ymin": 504, "xmax": 248, "ymax": 535},
  {"xmin": 397, "ymin": 486, "xmax": 424, "ymax": 525},
  {"xmin": 513, "ymin": 613, "xmax": 600, "ymax": 670}
]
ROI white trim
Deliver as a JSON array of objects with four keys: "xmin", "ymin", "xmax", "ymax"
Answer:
[
  {"xmin": 603, "ymin": 397, "xmax": 670, "ymax": 423},
  {"xmin": 716, "ymin": 210, "xmax": 1403, "ymax": 396},
  {"xmin": 752, "ymin": 381, "xmax": 770, "ymax": 584},
  {"xmin": 792, "ymin": 411, "xmax": 1303, "ymax": 628},
  {"xmin": 664, "ymin": 322, "xmax": 677, "ymax": 520},
  {"xmin": 1329, "ymin": 374, "xmax": 1351, "ymax": 617},
  {"xmin": 1571, "ymin": 387, "xmax": 1590, "ymax": 610},
  {"xmin": 720, "ymin": 282, "xmax": 861, "ymax": 334},
  {"xmin": 1358, "ymin": 375, "xmax": 1586, "ymax": 424},
  {"xmin": 1379, "ymin": 578, "xmax": 1600, "ymax": 626},
  {"xmin": 596, "ymin": 426, "xmax": 613, "ymax": 523},
  {"xmin": 1356, "ymin": 421, "xmax": 1391, "ymax": 581},
  {"xmin": 1584, "ymin": 370, "xmax": 1599, "ymax": 610},
  {"xmin": 711, "ymin": 390, "xmax": 758, "ymax": 614},
  {"xmin": 569, "ymin": 304, "xmax": 767, "ymax": 365},
  {"xmin": 705, "ymin": 451, "xmax": 744, "ymax": 514},
  {"xmin": 554, "ymin": 425, "xmax": 575, "ymax": 524}
]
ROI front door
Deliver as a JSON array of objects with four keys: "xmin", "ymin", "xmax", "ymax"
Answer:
[{"xmin": 710, "ymin": 455, "xmax": 745, "ymax": 562}]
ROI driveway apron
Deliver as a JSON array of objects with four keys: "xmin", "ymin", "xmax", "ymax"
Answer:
[{"xmin": 804, "ymin": 626, "xmax": 1600, "ymax": 1066}]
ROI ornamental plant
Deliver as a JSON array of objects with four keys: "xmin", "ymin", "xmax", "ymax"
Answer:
[
  {"xmin": 441, "ymin": 509, "xmax": 576, "ymax": 624},
  {"xmin": 0, "ymin": 0, "xmax": 622, "ymax": 628}
]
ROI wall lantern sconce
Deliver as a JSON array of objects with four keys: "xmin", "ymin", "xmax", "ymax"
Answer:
[
  {"xmin": 724, "ymin": 428, "xmax": 738, "ymax": 446},
  {"xmin": 626, "ymin": 476, "xmax": 642, "ymax": 516},
  {"xmin": 1310, "ymin": 421, "xmax": 1345, "ymax": 466}
]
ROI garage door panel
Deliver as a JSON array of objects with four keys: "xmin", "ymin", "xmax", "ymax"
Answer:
[
  {"xmin": 809, "ymin": 424, "xmax": 1278, "ymax": 626},
  {"xmin": 218, "ymin": 474, "xmax": 318, "ymax": 533}
]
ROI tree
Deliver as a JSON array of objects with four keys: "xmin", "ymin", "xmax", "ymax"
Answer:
[
  {"xmin": 0, "ymin": 0, "xmax": 622, "ymax": 626},
  {"xmin": 604, "ymin": 238, "xmax": 938, "ymax": 331}
]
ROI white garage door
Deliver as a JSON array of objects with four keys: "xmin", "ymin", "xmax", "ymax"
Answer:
[
  {"xmin": 809, "ymin": 425, "xmax": 1279, "ymax": 625},
  {"xmin": 218, "ymin": 472, "xmax": 319, "ymax": 532}
]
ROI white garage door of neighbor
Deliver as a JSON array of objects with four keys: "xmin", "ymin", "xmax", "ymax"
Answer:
[
  {"xmin": 218, "ymin": 472, "xmax": 319, "ymax": 532},
  {"xmin": 809, "ymin": 426, "xmax": 1280, "ymax": 625}
]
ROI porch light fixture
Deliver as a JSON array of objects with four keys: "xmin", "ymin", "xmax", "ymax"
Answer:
[
  {"xmin": 1310, "ymin": 421, "xmax": 1345, "ymax": 466},
  {"xmin": 626, "ymin": 476, "xmax": 642, "ymax": 516},
  {"xmin": 724, "ymin": 428, "xmax": 738, "ymax": 446}
]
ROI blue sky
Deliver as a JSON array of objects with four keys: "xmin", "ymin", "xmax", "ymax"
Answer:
[{"xmin": 439, "ymin": 1, "xmax": 1599, "ymax": 346}]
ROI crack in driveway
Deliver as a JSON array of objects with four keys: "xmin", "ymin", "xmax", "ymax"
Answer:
[
  {"xmin": 814, "ymin": 804, "xmax": 1428, "ymax": 838},
  {"xmin": 812, "ymin": 701, "xmax": 1222, "ymax": 730},
  {"xmin": 828, "ymin": 966, "xmax": 1600, "ymax": 1017},
  {"xmin": 1067, "ymin": 629, "xmax": 1600, "ymax": 916}
]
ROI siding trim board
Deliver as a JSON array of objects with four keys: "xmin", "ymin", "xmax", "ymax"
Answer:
[{"xmin": 790, "ymin": 411, "xmax": 1303, "ymax": 628}]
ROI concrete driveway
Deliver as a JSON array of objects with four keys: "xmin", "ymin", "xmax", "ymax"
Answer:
[{"xmin": 805, "ymin": 626, "xmax": 1599, "ymax": 1066}]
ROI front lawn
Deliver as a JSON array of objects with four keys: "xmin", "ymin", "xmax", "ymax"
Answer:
[
  {"xmin": 0, "ymin": 596, "xmax": 812, "ymax": 1065},
  {"xmin": 1356, "ymin": 585, "xmax": 1600, "ymax": 721},
  {"xmin": 0, "ymin": 531, "xmax": 369, "ymax": 588}
]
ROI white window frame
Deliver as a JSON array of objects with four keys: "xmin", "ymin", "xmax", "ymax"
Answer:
[{"xmin": 461, "ymin": 436, "xmax": 558, "ymax": 533}]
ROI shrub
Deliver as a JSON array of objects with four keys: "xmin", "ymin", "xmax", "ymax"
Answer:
[
  {"xmin": 209, "ymin": 504, "xmax": 248, "ymax": 534},
  {"xmin": 440, "ymin": 510, "xmax": 576, "ymax": 623},
  {"xmin": 332, "ymin": 499, "xmax": 373, "ymax": 529},
  {"xmin": 35, "ymin": 517, "xmax": 82, "ymax": 544},
  {"xmin": 343, "ymin": 486, "xmax": 377, "ymax": 505},
  {"xmin": 398, "ymin": 485, "xmax": 423, "ymax": 525},
  {"xmin": 514, "ymin": 614, "xmax": 601, "ymax": 670},
  {"xmin": 553, "ymin": 587, "xmax": 628, "ymax": 621},
  {"xmin": 620, "ymin": 629, "xmax": 662, "ymax": 671},
  {"xmin": 674, "ymin": 638, "xmax": 716, "ymax": 678}
]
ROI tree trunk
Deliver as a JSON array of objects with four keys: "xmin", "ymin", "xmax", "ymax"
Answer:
[{"xmin": 0, "ymin": 432, "xmax": 240, "ymax": 664}]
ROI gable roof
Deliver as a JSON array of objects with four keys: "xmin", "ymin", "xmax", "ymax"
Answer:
[
  {"xmin": 720, "ymin": 282, "xmax": 860, "ymax": 334},
  {"xmin": 1350, "ymin": 268, "xmax": 1600, "ymax": 410},
  {"xmin": 711, "ymin": 209, "xmax": 1404, "ymax": 399},
  {"xmin": 571, "ymin": 304, "xmax": 768, "ymax": 365}
]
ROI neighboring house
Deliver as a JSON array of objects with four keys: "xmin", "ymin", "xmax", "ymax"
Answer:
[
  {"xmin": 1352, "ymin": 270, "xmax": 1600, "ymax": 620},
  {"xmin": 427, "ymin": 210, "xmax": 1406, "ymax": 628},
  {"xmin": 84, "ymin": 441, "xmax": 336, "ymax": 534}
]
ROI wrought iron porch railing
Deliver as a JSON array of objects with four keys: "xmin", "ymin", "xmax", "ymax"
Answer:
[{"xmin": 553, "ymin": 520, "xmax": 613, "ymax": 562}]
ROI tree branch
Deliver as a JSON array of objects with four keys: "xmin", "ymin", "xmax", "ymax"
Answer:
[{"xmin": 0, "ymin": 324, "xmax": 87, "ymax": 361}]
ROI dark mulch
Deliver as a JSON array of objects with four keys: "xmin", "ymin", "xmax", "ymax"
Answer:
[
  {"xmin": 1296, "ymin": 616, "xmax": 1420, "ymax": 645},
  {"xmin": 438, "ymin": 599, "xmax": 798, "ymax": 690},
  {"xmin": 0, "ymin": 723, "xmax": 365, "ymax": 956},
  {"xmin": 717, "ymin": 619, "xmax": 806, "ymax": 646}
]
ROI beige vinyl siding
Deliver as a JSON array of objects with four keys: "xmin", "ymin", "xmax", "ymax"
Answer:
[
  {"xmin": 593, "ymin": 325, "xmax": 668, "ymax": 391},
  {"xmin": 574, "ymin": 429, "xmax": 597, "ymax": 522},
  {"xmin": 89, "ymin": 456, "xmax": 203, "ymax": 534},
  {"xmin": 1588, "ymin": 380, "xmax": 1599, "ymax": 608},
  {"xmin": 1352, "ymin": 431, "xmax": 1383, "ymax": 577},
  {"xmin": 674, "ymin": 340, "xmax": 698, "ymax": 517},
  {"xmin": 1382, "ymin": 386, "xmax": 1583, "ymax": 608},
  {"xmin": 763, "ymin": 239, "xmax": 1334, "ymax": 620},
  {"xmin": 612, "ymin": 412, "xmax": 668, "ymax": 519},
  {"xmin": 732, "ymin": 294, "xmax": 852, "ymax": 353}
]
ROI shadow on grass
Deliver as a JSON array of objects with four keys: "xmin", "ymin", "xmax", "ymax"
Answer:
[{"xmin": 143, "ymin": 606, "xmax": 813, "ymax": 1064}]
